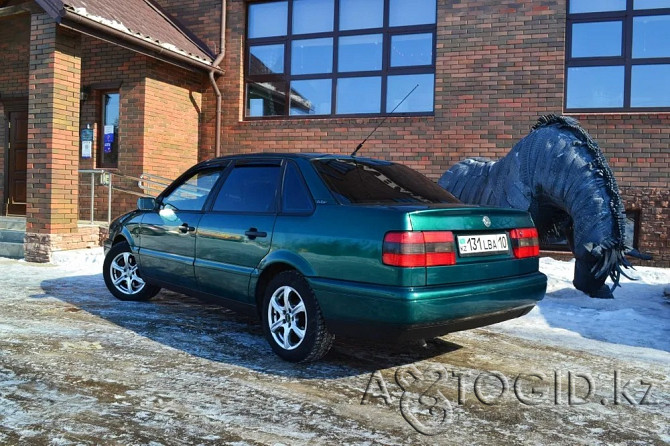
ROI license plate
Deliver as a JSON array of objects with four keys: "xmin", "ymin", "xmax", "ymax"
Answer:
[{"xmin": 457, "ymin": 233, "xmax": 509, "ymax": 256}]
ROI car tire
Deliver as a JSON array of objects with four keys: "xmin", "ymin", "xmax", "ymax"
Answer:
[
  {"xmin": 262, "ymin": 271, "xmax": 334, "ymax": 362},
  {"xmin": 103, "ymin": 241, "xmax": 160, "ymax": 301}
]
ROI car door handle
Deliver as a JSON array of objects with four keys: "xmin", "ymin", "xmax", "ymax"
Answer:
[
  {"xmin": 245, "ymin": 228, "xmax": 267, "ymax": 239},
  {"xmin": 179, "ymin": 223, "xmax": 195, "ymax": 233}
]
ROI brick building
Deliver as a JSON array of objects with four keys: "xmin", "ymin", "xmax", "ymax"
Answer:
[{"xmin": 0, "ymin": 0, "xmax": 668, "ymax": 265}]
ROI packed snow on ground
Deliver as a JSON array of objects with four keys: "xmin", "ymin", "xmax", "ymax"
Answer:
[
  {"xmin": 0, "ymin": 250, "xmax": 667, "ymax": 445},
  {"xmin": 50, "ymin": 250, "xmax": 670, "ymax": 361}
]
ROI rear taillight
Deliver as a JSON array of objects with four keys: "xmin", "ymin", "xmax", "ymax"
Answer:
[
  {"xmin": 509, "ymin": 228, "xmax": 540, "ymax": 258},
  {"xmin": 383, "ymin": 231, "xmax": 456, "ymax": 267}
]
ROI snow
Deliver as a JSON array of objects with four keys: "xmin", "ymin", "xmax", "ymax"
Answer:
[
  {"xmin": 489, "ymin": 257, "xmax": 670, "ymax": 364},
  {"xmin": 0, "ymin": 251, "xmax": 668, "ymax": 444},
  {"xmin": 47, "ymin": 250, "xmax": 670, "ymax": 360},
  {"xmin": 68, "ymin": 8, "xmax": 212, "ymax": 65}
]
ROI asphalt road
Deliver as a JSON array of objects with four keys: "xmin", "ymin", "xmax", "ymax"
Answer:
[{"xmin": 0, "ymin": 255, "xmax": 668, "ymax": 445}]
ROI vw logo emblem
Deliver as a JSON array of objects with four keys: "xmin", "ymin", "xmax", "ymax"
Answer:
[{"xmin": 482, "ymin": 216, "xmax": 491, "ymax": 227}]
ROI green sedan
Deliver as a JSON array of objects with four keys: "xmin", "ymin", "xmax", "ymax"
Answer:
[{"xmin": 103, "ymin": 154, "xmax": 547, "ymax": 362}]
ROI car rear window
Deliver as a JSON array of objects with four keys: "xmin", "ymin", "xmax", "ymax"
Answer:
[{"xmin": 312, "ymin": 159, "xmax": 460, "ymax": 204}]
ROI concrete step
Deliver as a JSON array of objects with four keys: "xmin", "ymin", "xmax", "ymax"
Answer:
[
  {"xmin": 0, "ymin": 218, "xmax": 25, "ymax": 259},
  {"xmin": 0, "ymin": 241, "xmax": 24, "ymax": 259},
  {"xmin": 0, "ymin": 217, "xmax": 26, "ymax": 231},
  {"xmin": 0, "ymin": 229, "xmax": 25, "ymax": 244}
]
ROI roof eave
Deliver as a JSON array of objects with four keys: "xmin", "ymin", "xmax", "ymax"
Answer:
[
  {"xmin": 61, "ymin": 10, "xmax": 220, "ymax": 73},
  {"xmin": 34, "ymin": 0, "xmax": 221, "ymax": 74}
]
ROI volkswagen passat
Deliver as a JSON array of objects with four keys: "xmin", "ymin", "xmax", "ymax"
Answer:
[{"xmin": 103, "ymin": 154, "xmax": 547, "ymax": 362}]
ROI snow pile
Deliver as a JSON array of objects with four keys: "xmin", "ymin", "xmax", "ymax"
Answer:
[
  {"xmin": 489, "ymin": 257, "xmax": 670, "ymax": 363},
  {"xmin": 51, "ymin": 248, "xmax": 105, "ymax": 267}
]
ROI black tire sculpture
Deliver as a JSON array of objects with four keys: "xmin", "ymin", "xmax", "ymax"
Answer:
[{"xmin": 439, "ymin": 115, "xmax": 647, "ymax": 298}]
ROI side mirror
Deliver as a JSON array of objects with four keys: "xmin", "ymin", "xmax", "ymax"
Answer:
[{"xmin": 137, "ymin": 197, "xmax": 156, "ymax": 211}]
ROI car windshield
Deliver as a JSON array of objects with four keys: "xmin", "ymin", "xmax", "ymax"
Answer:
[{"xmin": 312, "ymin": 158, "xmax": 460, "ymax": 204}]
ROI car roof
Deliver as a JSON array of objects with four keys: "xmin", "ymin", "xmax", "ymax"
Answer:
[{"xmin": 196, "ymin": 152, "xmax": 386, "ymax": 168}]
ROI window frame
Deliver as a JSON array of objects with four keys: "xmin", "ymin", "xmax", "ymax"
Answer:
[
  {"xmin": 565, "ymin": 0, "xmax": 670, "ymax": 113},
  {"xmin": 156, "ymin": 162, "xmax": 231, "ymax": 212},
  {"xmin": 279, "ymin": 160, "xmax": 316, "ymax": 215},
  {"xmin": 97, "ymin": 89, "xmax": 120, "ymax": 169},
  {"xmin": 625, "ymin": 209, "xmax": 640, "ymax": 249},
  {"xmin": 244, "ymin": 0, "xmax": 437, "ymax": 119},
  {"xmin": 160, "ymin": 168, "xmax": 226, "ymax": 213},
  {"xmin": 207, "ymin": 159, "xmax": 284, "ymax": 215}
]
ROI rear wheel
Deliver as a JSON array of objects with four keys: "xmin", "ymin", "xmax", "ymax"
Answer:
[
  {"xmin": 103, "ymin": 241, "xmax": 160, "ymax": 301},
  {"xmin": 262, "ymin": 271, "xmax": 334, "ymax": 362}
]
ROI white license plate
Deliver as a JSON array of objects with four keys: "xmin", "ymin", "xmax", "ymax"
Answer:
[{"xmin": 457, "ymin": 233, "xmax": 509, "ymax": 256}]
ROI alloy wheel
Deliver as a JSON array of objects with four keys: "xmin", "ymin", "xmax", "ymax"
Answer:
[
  {"xmin": 109, "ymin": 252, "xmax": 146, "ymax": 295},
  {"xmin": 268, "ymin": 285, "xmax": 307, "ymax": 350}
]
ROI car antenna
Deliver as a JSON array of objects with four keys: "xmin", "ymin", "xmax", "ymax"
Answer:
[{"xmin": 351, "ymin": 83, "xmax": 419, "ymax": 157}]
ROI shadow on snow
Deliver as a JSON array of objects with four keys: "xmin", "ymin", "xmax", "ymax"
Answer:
[{"xmin": 34, "ymin": 273, "xmax": 463, "ymax": 379}]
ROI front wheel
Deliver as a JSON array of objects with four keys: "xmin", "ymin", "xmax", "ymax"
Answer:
[
  {"xmin": 103, "ymin": 241, "xmax": 160, "ymax": 301},
  {"xmin": 261, "ymin": 271, "xmax": 334, "ymax": 362}
]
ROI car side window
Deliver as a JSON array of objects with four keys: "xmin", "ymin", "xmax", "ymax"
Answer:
[
  {"xmin": 212, "ymin": 165, "xmax": 281, "ymax": 213},
  {"xmin": 162, "ymin": 170, "xmax": 222, "ymax": 211},
  {"xmin": 282, "ymin": 162, "xmax": 314, "ymax": 214}
]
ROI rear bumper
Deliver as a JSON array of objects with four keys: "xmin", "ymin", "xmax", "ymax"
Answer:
[
  {"xmin": 326, "ymin": 305, "xmax": 535, "ymax": 342},
  {"xmin": 309, "ymin": 272, "xmax": 547, "ymax": 341}
]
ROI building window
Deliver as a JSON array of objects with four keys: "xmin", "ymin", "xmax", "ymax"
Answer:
[
  {"xmin": 245, "ymin": 0, "xmax": 436, "ymax": 118},
  {"xmin": 566, "ymin": 0, "xmax": 670, "ymax": 112},
  {"xmin": 625, "ymin": 209, "xmax": 640, "ymax": 249},
  {"xmin": 98, "ymin": 91, "xmax": 119, "ymax": 168}
]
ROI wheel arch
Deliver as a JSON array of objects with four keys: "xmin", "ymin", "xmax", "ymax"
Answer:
[
  {"xmin": 253, "ymin": 251, "xmax": 316, "ymax": 317},
  {"xmin": 111, "ymin": 227, "xmax": 138, "ymax": 252},
  {"xmin": 112, "ymin": 234, "xmax": 128, "ymax": 246}
]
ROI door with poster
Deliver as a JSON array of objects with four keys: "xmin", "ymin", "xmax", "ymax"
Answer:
[
  {"xmin": 81, "ymin": 126, "xmax": 94, "ymax": 160},
  {"xmin": 98, "ymin": 91, "xmax": 119, "ymax": 168}
]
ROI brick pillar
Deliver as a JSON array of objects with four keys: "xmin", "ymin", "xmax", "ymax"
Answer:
[
  {"xmin": 24, "ymin": 13, "xmax": 82, "ymax": 262},
  {"xmin": 0, "ymin": 101, "xmax": 5, "ymax": 211}
]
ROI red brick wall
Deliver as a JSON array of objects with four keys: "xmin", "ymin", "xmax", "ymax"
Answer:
[
  {"xmin": 0, "ymin": 14, "xmax": 30, "ymax": 213},
  {"xmin": 78, "ymin": 37, "xmax": 148, "ymax": 222},
  {"xmin": 26, "ymin": 14, "xmax": 81, "ymax": 237},
  {"xmin": 216, "ymin": 0, "xmax": 567, "ymax": 176},
  {"xmin": 152, "ymin": 0, "xmax": 220, "ymax": 163},
  {"xmin": 143, "ymin": 77, "xmax": 202, "ymax": 182},
  {"xmin": 210, "ymin": 0, "xmax": 668, "ymax": 266},
  {"xmin": 577, "ymin": 115, "xmax": 670, "ymax": 266},
  {"xmin": 152, "ymin": 0, "xmax": 222, "ymax": 161},
  {"xmin": 0, "ymin": 15, "xmax": 30, "ymax": 97},
  {"xmin": 576, "ymin": 115, "xmax": 670, "ymax": 189},
  {"xmin": 79, "ymin": 37, "xmax": 148, "ymax": 174},
  {"xmin": 4, "ymin": 2, "xmax": 665, "ymax": 265},
  {"xmin": 77, "ymin": 37, "xmax": 204, "ymax": 222},
  {"xmin": 143, "ymin": 58, "xmax": 204, "ymax": 181},
  {"xmin": 622, "ymin": 188, "xmax": 670, "ymax": 267},
  {"xmin": 0, "ymin": 99, "xmax": 4, "ymax": 211},
  {"xmin": 154, "ymin": 0, "xmax": 222, "ymax": 54}
]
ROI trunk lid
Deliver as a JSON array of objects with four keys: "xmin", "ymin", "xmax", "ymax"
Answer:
[{"xmin": 407, "ymin": 206, "xmax": 539, "ymax": 285}]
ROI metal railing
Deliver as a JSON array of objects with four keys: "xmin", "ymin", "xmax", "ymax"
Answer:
[
  {"xmin": 79, "ymin": 170, "xmax": 173, "ymax": 225},
  {"xmin": 138, "ymin": 173, "xmax": 173, "ymax": 196}
]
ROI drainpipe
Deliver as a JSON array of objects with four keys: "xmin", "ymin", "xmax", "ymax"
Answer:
[{"xmin": 209, "ymin": 0, "xmax": 227, "ymax": 158}]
